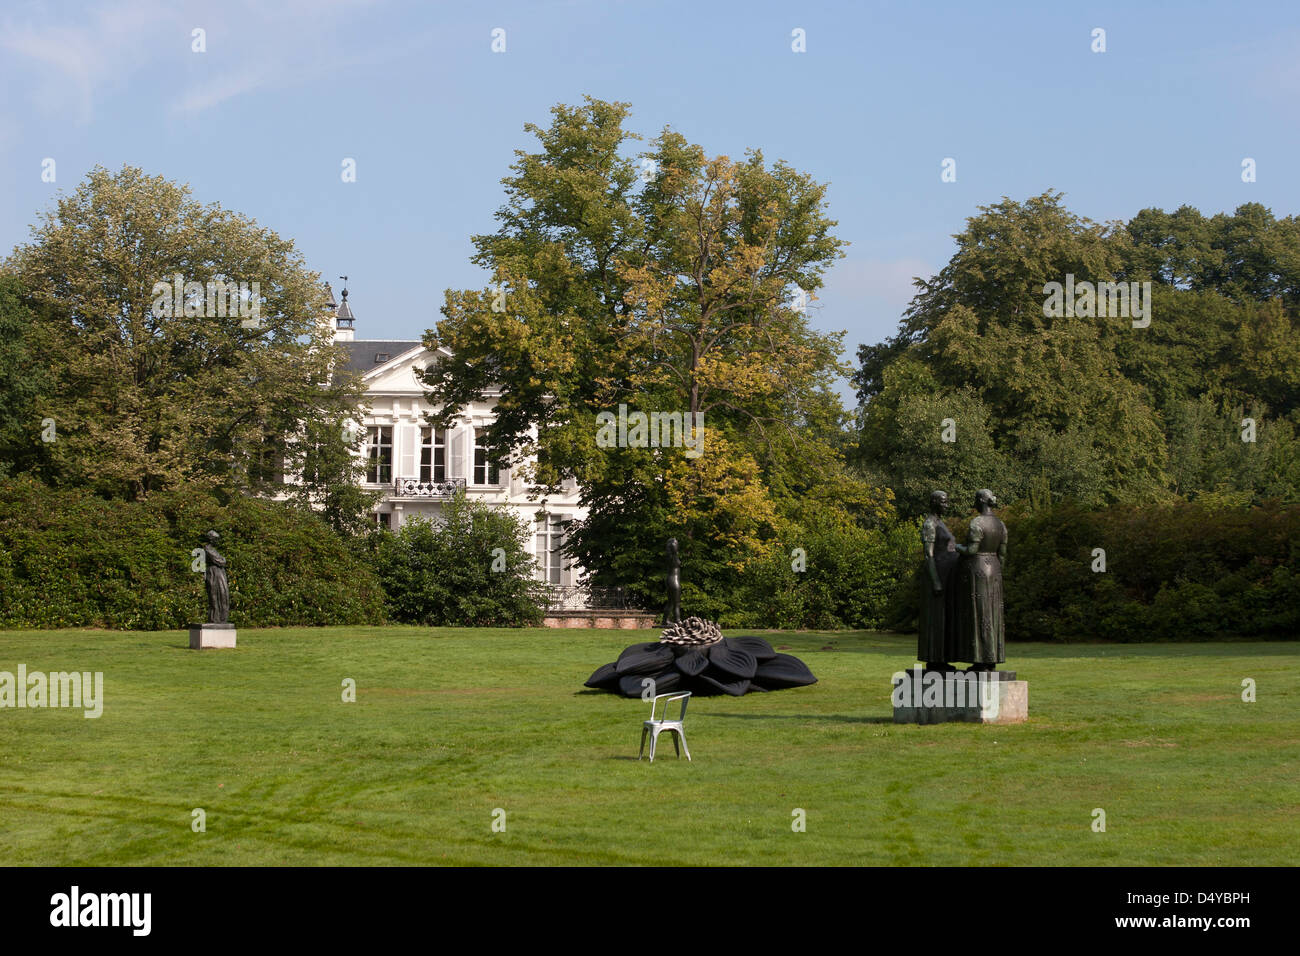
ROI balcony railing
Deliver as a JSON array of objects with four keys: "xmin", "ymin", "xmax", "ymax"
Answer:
[
  {"xmin": 543, "ymin": 585, "xmax": 639, "ymax": 612},
  {"xmin": 393, "ymin": 477, "xmax": 468, "ymax": 498}
]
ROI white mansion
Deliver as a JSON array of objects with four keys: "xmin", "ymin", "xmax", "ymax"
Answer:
[{"xmin": 324, "ymin": 284, "xmax": 586, "ymax": 591}]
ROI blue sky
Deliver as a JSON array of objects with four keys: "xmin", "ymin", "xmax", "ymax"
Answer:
[{"xmin": 3, "ymin": 0, "xmax": 1298, "ymax": 401}]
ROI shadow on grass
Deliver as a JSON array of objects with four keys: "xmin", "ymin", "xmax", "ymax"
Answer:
[
  {"xmin": 733, "ymin": 632, "xmax": 1300, "ymax": 658},
  {"xmin": 700, "ymin": 712, "xmax": 893, "ymax": 724},
  {"xmin": 605, "ymin": 754, "xmax": 686, "ymax": 761},
  {"xmin": 1003, "ymin": 641, "xmax": 1300, "ymax": 658}
]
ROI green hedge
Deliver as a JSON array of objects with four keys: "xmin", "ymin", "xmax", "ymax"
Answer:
[
  {"xmin": 0, "ymin": 476, "xmax": 386, "ymax": 628},
  {"xmin": 718, "ymin": 518, "xmax": 918, "ymax": 630},
  {"xmin": 7, "ymin": 474, "xmax": 1292, "ymax": 639},
  {"xmin": 888, "ymin": 500, "xmax": 1300, "ymax": 642}
]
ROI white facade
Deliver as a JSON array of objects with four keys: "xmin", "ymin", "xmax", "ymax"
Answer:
[{"xmin": 327, "ymin": 287, "xmax": 585, "ymax": 587}]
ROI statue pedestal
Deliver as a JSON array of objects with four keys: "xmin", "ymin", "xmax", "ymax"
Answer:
[
  {"xmin": 891, "ymin": 668, "xmax": 1027, "ymax": 724},
  {"xmin": 189, "ymin": 624, "xmax": 236, "ymax": 649}
]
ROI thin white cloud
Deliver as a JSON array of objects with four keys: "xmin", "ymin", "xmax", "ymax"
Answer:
[
  {"xmin": 0, "ymin": 0, "xmax": 179, "ymax": 123},
  {"xmin": 0, "ymin": 0, "xmax": 390, "ymax": 122},
  {"xmin": 174, "ymin": 65, "xmax": 276, "ymax": 114},
  {"xmin": 168, "ymin": 0, "xmax": 413, "ymax": 115}
]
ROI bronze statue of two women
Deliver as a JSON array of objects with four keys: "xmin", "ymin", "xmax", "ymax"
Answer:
[{"xmin": 918, "ymin": 489, "xmax": 1007, "ymax": 671}]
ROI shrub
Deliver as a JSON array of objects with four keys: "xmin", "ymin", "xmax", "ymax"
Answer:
[
  {"xmin": 724, "ymin": 518, "xmax": 917, "ymax": 630},
  {"xmin": 371, "ymin": 491, "xmax": 547, "ymax": 626}
]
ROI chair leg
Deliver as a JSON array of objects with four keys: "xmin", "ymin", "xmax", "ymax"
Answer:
[
  {"xmin": 678, "ymin": 730, "xmax": 691, "ymax": 762},
  {"xmin": 672, "ymin": 731, "xmax": 680, "ymax": 757},
  {"xmin": 639, "ymin": 727, "xmax": 648, "ymax": 760},
  {"xmin": 648, "ymin": 727, "xmax": 657, "ymax": 762}
]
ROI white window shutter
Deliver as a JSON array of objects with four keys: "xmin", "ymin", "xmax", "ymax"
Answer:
[
  {"xmin": 449, "ymin": 425, "xmax": 468, "ymax": 480},
  {"xmin": 399, "ymin": 424, "xmax": 417, "ymax": 479}
]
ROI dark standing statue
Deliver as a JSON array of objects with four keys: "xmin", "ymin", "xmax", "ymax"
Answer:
[
  {"xmin": 201, "ymin": 530, "xmax": 230, "ymax": 625},
  {"xmin": 663, "ymin": 537, "xmax": 682, "ymax": 625},
  {"xmin": 952, "ymin": 489, "xmax": 1008, "ymax": 671},
  {"xmin": 918, "ymin": 490, "xmax": 959, "ymax": 670}
]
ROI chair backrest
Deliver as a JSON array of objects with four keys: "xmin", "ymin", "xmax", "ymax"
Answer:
[{"xmin": 650, "ymin": 691, "xmax": 690, "ymax": 722}]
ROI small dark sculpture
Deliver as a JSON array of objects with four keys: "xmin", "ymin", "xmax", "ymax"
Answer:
[
  {"xmin": 663, "ymin": 537, "xmax": 682, "ymax": 625},
  {"xmin": 586, "ymin": 538, "xmax": 817, "ymax": 698},
  {"xmin": 201, "ymin": 530, "xmax": 230, "ymax": 625},
  {"xmin": 918, "ymin": 490, "xmax": 959, "ymax": 670},
  {"xmin": 585, "ymin": 627, "xmax": 816, "ymax": 698},
  {"xmin": 952, "ymin": 489, "xmax": 1008, "ymax": 670},
  {"xmin": 659, "ymin": 616, "xmax": 722, "ymax": 646}
]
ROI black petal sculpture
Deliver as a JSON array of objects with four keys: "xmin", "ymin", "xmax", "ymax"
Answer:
[{"xmin": 585, "ymin": 617, "xmax": 817, "ymax": 697}]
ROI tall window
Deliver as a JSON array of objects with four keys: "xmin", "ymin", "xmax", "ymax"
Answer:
[
  {"xmin": 420, "ymin": 427, "xmax": 445, "ymax": 482},
  {"xmin": 473, "ymin": 428, "xmax": 500, "ymax": 485},
  {"xmin": 366, "ymin": 426, "xmax": 392, "ymax": 484},
  {"xmin": 535, "ymin": 514, "xmax": 566, "ymax": 585}
]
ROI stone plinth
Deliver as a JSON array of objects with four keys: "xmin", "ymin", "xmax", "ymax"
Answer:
[
  {"xmin": 542, "ymin": 610, "xmax": 658, "ymax": 629},
  {"xmin": 891, "ymin": 668, "xmax": 1027, "ymax": 724},
  {"xmin": 189, "ymin": 624, "xmax": 237, "ymax": 649}
]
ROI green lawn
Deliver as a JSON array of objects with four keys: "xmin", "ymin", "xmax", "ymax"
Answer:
[{"xmin": 0, "ymin": 627, "xmax": 1296, "ymax": 865}]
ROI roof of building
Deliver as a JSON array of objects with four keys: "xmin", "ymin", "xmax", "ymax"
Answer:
[{"xmin": 339, "ymin": 340, "xmax": 424, "ymax": 375}]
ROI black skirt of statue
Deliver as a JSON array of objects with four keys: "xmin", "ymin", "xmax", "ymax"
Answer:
[
  {"xmin": 953, "ymin": 514, "xmax": 1007, "ymax": 664},
  {"xmin": 917, "ymin": 517, "xmax": 958, "ymax": 663}
]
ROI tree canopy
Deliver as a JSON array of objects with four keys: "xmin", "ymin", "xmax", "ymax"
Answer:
[
  {"xmin": 421, "ymin": 97, "xmax": 890, "ymax": 606},
  {"xmin": 5, "ymin": 165, "xmax": 369, "ymax": 517},
  {"xmin": 853, "ymin": 192, "xmax": 1300, "ymax": 514}
]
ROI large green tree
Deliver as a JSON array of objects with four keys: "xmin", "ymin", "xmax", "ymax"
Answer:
[
  {"xmin": 855, "ymin": 193, "xmax": 1168, "ymax": 511},
  {"xmin": 855, "ymin": 193, "xmax": 1300, "ymax": 511},
  {"xmin": 420, "ymin": 98, "xmax": 881, "ymax": 605},
  {"xmin": 7, "ymin": 165, "xmax": 368, "ymax": 510}
]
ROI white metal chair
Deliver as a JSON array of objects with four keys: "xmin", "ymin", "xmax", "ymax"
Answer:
[{"xmin": 639, "ymin": 692, "xmax": 691, "ymax": 762}]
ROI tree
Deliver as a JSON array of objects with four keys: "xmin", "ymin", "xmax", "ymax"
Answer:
[
  {"xmin": 857, "ymin": 193, "xmax": 1300, "ymax": 510},
  {"xmin": 855, "ymin": 193, "xmax": 1168, "ymax": 508},
  {"xmin": 854, "ymin": 355, "xmax": 1016, "ymax": 515},
  {"xmin": 7, "ymin": 165, "xmax": 367, "ymax": 507},
  {"xmin": 0, "ymin": 274, "xmax": 56, "ymax": 478},
  {"xmin": 421, "ymin": 98, "xmax": 871, "ymax": 605},
  {"xmin": 283, "ymin": 416, "xmax": 380, "ymax": 537}
]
